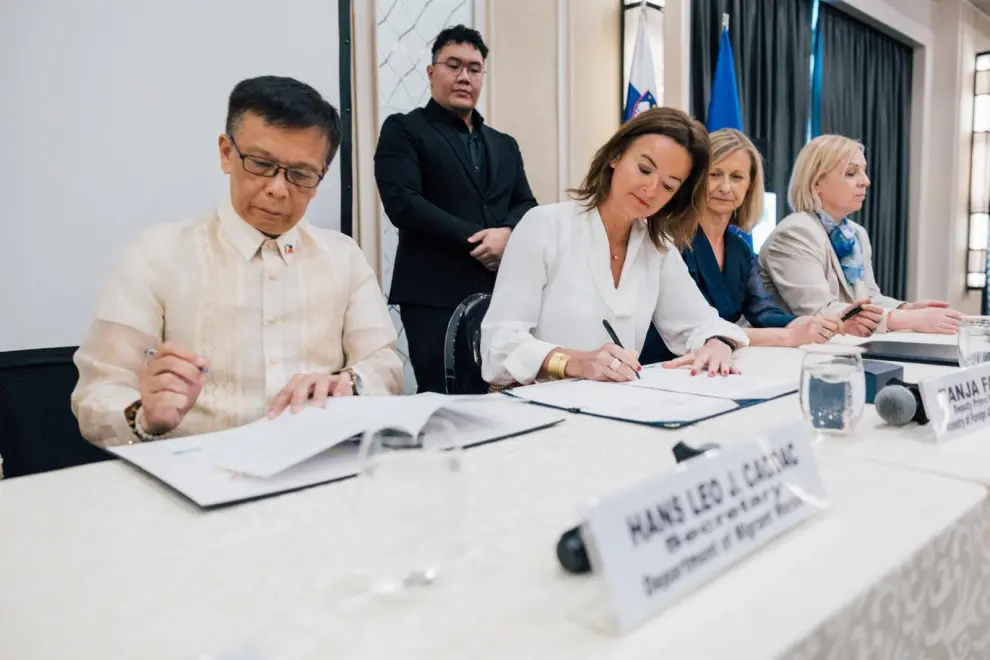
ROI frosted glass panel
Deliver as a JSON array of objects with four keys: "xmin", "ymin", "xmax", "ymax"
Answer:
[
  {"xmin": 968, "ymin": 272, "xmax": 986, "ymax": 289},
  {"xmin": 979, "ymin": 71, "xmax": 990, "ymax": 96},
  {"xmin": 971, "ymin": 133, "xmax": 990, "ymax": 213},
  {"xmin": 970, "ymin": 213, "xmax": 990, "ymax": 251},
  {"xmin": 978, "ymin": 53, "xmax": 990, "ymax": 71},
  {"xmin": 975, "ymin": 95, "xmax": 990, "ymax": 132},
  {"xmin": 969, "ymin": 249, "xmax": 987, "ymax": 273}
]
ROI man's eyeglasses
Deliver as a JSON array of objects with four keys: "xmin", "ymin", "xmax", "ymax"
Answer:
[
  {"xmin": 227, "ymin": 135, "xmax": 325, "ymax": 189},
  {"xmin": 435, "ymin": 58, "xmax": 485, "ymax": 80}
]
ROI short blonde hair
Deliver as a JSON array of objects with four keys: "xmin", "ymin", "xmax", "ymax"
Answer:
[
  {"xmin": 709, "ymin": 129, "xmax": 765, "ymax": 232},
  {"xmin": 788, "ymin": 135, "xmax": 865, "ymax": 213}
]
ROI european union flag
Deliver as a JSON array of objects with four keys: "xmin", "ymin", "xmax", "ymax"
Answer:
[
  {"xmin": 706, "ymin": 26, "xmax": 743, "ymax": 133},
  {"xmin": 707, "ymin": 23, "xmax": 750, "ymax": 249}
]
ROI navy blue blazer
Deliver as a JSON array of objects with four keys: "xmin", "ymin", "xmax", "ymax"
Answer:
[
  {"xmin": 683, "ymin": 229, "xmax": 795, "ymax": 328},
  {"xmin": 639, "ymin": 229, "xmax": 795, "ymax": 364}
]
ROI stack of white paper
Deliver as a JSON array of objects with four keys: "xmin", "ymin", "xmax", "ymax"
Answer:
[
  {"xmin": 108, "ymin": 395, "xmax": 565, "ymax": 508},
  {"xmin": 624, "ymin": 366, "xmax": 799, "ymax": 401},
  {"xmin": 506, "ymin": 365, "xmax": 798, "ymax": 426},
  {"xmin": 192, "ymin": 393, "xmax": 474, "ymax": 479},
  {"xmin": 507, "ymin": 380, "xmax": 738, "ymax": 424}
]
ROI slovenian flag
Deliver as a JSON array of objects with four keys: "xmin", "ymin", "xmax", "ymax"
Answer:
[
  {"xmin": 623, "ymin": 9, "xmax": 658, "ymax": 122},
  {"xmin": 706, "ymin": 20, "xmax": 751, "ymax": 249}
]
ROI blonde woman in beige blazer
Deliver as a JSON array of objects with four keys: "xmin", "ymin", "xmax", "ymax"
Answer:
[{"xmin": 759, "ymin": 135, "xmax": 962, "ymax": 337}]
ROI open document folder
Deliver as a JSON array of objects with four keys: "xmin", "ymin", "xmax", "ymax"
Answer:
[
  {"xmin": 627, "ymin": 365, "xmax": 798, "ymax": 401},
  {"xmin": 505, "ymin": 366, "xmax": 798, "ymax": 428},
  {"xmin": 107, "ymin": 394, "xmax": 564, "ymax": 508}
]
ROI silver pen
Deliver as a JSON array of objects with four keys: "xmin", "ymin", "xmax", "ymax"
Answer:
[{"xmin": 143, "ymin": 348, "xmax": 210, "ymax": 373}]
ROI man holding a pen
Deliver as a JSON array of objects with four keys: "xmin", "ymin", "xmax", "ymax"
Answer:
[{"xmin": 71, "ymin": 76, "xmax": 403, "ymax": 447}]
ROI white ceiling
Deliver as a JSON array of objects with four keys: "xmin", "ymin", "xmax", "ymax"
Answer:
[{"xmin": 973, "ymin": 0, "xmax": 990, "ymax": 17}]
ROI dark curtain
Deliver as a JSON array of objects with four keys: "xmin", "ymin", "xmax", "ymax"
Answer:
[
  {"xmin": 690, "ymin": 0, "xmax": 813, "ymax": 223},
  {"xmin": 816, "ymin": 3, "xmax": 913, "ymax": 299}
]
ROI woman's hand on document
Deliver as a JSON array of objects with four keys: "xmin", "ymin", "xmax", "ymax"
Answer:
[
  {"xmin": 568, "ymin": 344, "xmax": 641, "ymax": 382},
  {"xmin": 661, "ymin": 338, "xmax": 738, "ymax": 377}
]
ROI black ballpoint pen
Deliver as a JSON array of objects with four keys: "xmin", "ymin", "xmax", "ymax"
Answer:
[{"xmin": 601, "ymin": 319, "xmax": 641, "ymax": 379}]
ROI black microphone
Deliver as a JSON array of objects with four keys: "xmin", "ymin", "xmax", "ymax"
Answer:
[
  {"xmin": 874, "ymin": 379, "xmax": 929, "ymax": 426},
  {"xmin": 555, "ymin": 441, "xmax": 721, "ymax": 574}
]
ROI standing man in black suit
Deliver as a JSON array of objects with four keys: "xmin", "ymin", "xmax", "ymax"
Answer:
[{"xmin": 375, "ymin": 25, "xmax": 537, "ymax": 393}]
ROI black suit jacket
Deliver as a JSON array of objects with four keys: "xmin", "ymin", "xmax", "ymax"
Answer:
[{"xmin": 375, "ymin": 99, "xmax": 538, "ymax": 308}]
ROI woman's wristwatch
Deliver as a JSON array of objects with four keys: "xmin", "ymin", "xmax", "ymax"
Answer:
[{"xmin": 709, "ymin": 336, "xmax": 737, "ymax": 351}]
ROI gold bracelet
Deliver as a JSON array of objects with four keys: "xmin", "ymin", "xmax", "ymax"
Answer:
[{"xmin": 547, "ymin": 352, "xmax": 570, "ymax": 380}]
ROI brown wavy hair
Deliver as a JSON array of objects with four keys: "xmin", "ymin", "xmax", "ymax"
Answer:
[{"xmin": 569, "ymin": 107, "xmax": 711, "ymax": 251}]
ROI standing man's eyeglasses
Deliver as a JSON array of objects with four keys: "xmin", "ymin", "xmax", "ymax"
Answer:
[
  {"xmin": 435, "ymin": 58, "xmax": 485, "ymax": 80},
  {"xmin": 227, "ymin": 135, "xmax": 325, "ymax": 189}
]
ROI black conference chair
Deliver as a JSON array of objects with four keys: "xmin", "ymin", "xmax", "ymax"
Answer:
[
  {"xmin": 443, "ymin": 293, "xmax": 491, "ymax": 395},
  {"xmin": 0, "ymin": 347, "xmax": 112, "ymax": 478}
]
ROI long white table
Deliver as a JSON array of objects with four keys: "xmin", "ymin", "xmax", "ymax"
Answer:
[
  {"xmin": 710, "ymin": 335, "xmax": 990, "ymax": 490},
  {"xmin": 3, "ymin": 335, "xmax": 990, "ymax": 659}
]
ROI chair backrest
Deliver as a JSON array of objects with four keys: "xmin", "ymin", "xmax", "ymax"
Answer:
[
  {"xmin": 443, "ymin": 293, "xmax": 492, "ymax": 395},
  {"xmin": 0, "ymin": 347, "xmax": 111, "ymax": 478}
]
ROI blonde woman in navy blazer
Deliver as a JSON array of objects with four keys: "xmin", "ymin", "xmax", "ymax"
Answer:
[{"xmin": 680, "ymin": 129, "xmax": 845, "ymax": 347}]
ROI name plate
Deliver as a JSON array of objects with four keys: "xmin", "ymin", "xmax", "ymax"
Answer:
[
  {"xmin": 920, "ymin": 363, "xmax": 990, "ymax": 443},
  {"xmin": 582, "ymin": 425, "xmax": 828, "ymax": 633}
]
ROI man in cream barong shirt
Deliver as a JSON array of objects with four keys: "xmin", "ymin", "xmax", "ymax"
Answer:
[{"xmin": 72, "ymin": 76, "xmax": 402, "ymax": 447}]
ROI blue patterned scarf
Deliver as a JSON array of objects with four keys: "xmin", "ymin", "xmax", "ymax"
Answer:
[{"xmin": 817, "ymin": 211, "xmax": 864, "ymax": 284}]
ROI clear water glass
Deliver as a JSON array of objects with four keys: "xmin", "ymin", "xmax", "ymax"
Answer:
[
  {"xmin": 799, "ymin": 345, "xmax": 866, "ymax": 437},
  {"xmin": 958, "ymin": 316, "xmax": 990, "ymax": 367},
  {"xmin": 356, "ymin": 417, "xmax": 465, "ymax": 594}
]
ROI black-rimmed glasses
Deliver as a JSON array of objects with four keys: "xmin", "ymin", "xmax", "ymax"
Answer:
[
  {"xmin": 435, "ymin": 58, "xmax": 485, "ymax": 80},
  {"xmin": 227, "ymin": 135, "xmax": 325, "ymax": 189}
]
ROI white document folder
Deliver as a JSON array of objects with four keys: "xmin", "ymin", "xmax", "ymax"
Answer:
[
  {"xmin": 108, "ymin": 396, "xmax": 565, "ymax": 508},
  {"xmin": 624, "ymin": 365, "xmax": 799, "ymax": 401}
]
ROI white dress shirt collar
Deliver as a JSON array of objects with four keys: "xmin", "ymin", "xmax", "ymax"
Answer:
[
  {"xmin": 217, "ymin": 197, "xmax": 302, "ymax": 265},
  {"xmin": 584, "ymin": 206, "xmax": 648, "ymax": 322}
]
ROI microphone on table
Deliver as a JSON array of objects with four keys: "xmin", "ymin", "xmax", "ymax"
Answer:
[
  {"xmin": 556, "ymin": 440, "xmax": 722, "ymax": 574},
  {"xmin": 874, "ymin": 379, "xmax": 929, "ymax": 426}
]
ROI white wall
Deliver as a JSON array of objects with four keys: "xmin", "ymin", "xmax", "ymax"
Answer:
[{"xmin": 0, "ymin": 0, "xmax": 341, "ymax": 352}]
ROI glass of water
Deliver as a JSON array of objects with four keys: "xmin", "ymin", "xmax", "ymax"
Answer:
[
  {"xmin": 958, "ymin": 316, "xmax": 990, "ymax": 367},
  {"xmin": 356, "ymin": 416, "xmax": 465, "ymax": 594},
  {"xmin": 799, "ymin": 345, "xmax": 866, "ymax": 438}
]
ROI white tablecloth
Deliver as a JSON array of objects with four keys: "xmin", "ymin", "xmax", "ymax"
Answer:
[
  {"xmin": 706, "ymin": 337, "xmax": 990, "ymax": 491},
  {"xmin": 3, "ymin": 342, "xmax": 990, "ymax": 660}
]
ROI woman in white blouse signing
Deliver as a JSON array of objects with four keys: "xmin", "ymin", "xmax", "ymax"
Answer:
[{"xmin": 481, "ymin": 107, "xmax": 750, "ymax": 386}]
